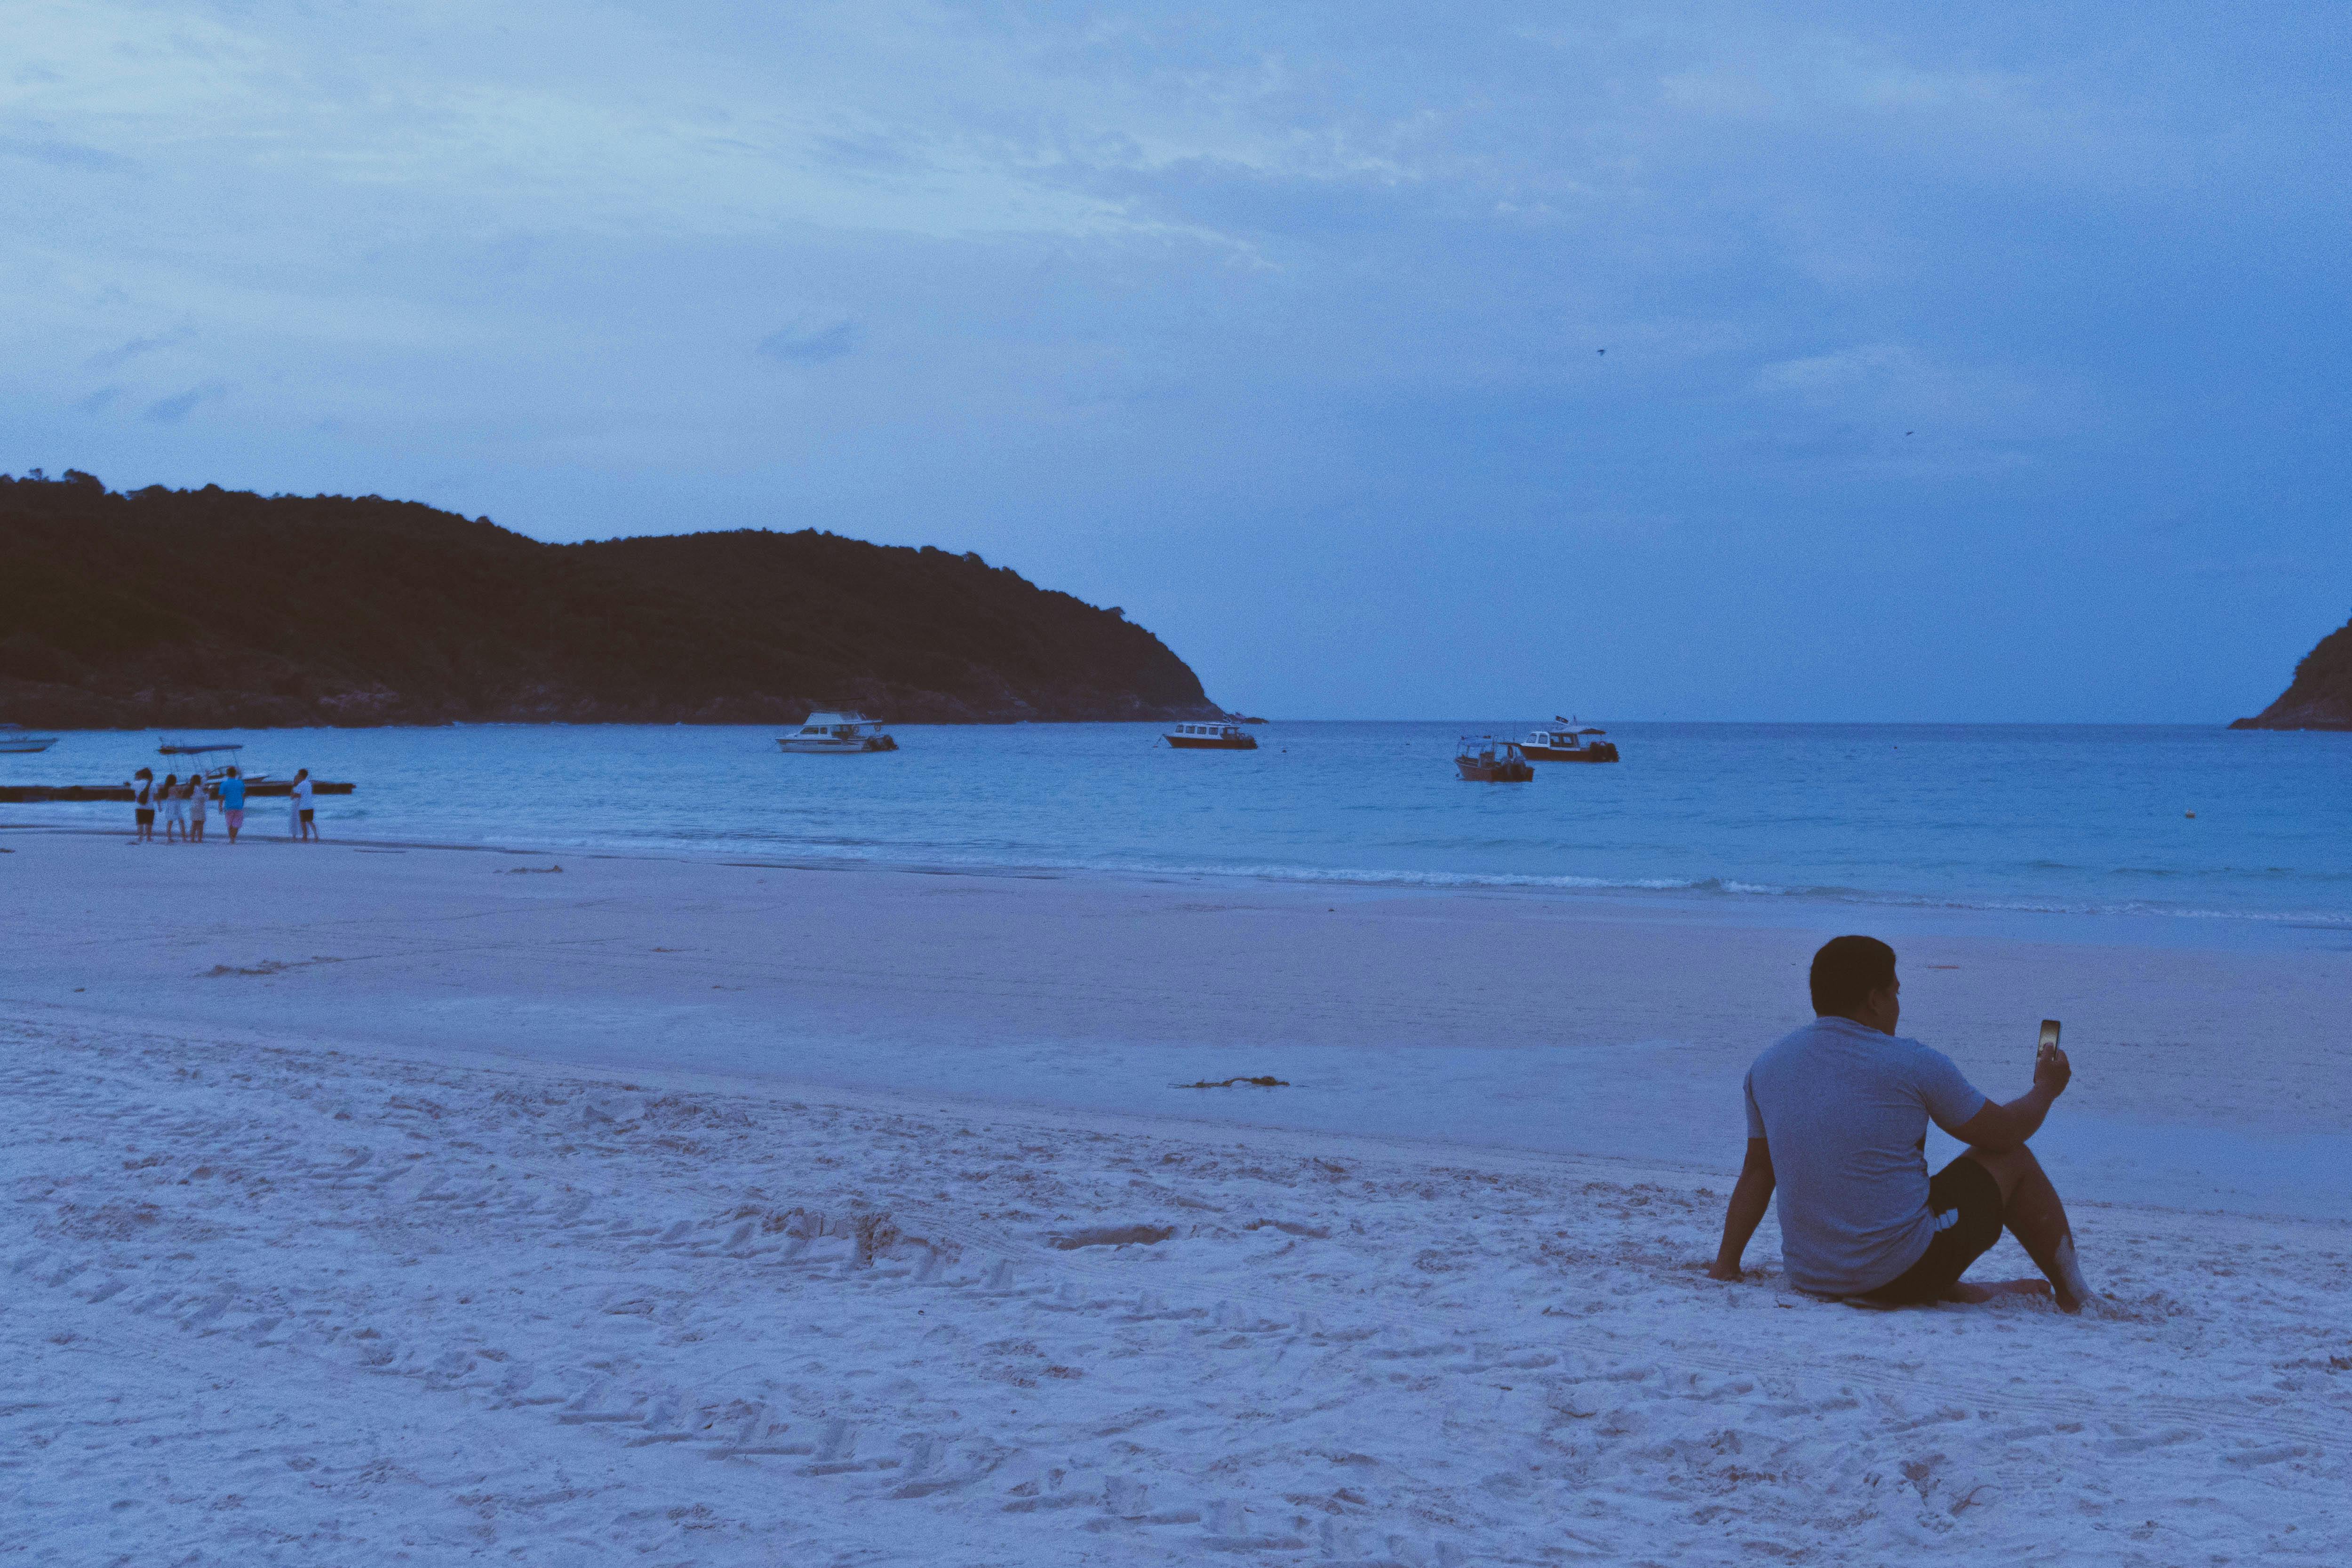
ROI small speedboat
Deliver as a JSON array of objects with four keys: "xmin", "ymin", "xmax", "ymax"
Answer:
[
  {"xmin": 1455, "ymin": 736, "xmax": 1534, "ymax": 782},
  {"xmin": 155, "ymin": 740, "xmax": 264, "ymax": 793},
  {"xmin": 0, "ymin": 724, "xmax": 59, "ymax": 754},
  {"xmin": 778, "ymin": 711, "xmax": 899, "ymax": 753},
  {"xmin": 1164, "ymin": 721, "xmax": 1258, "ymax": 750},
  {"xmin": 1523, "ymin": 717, "xmax": 1619, "ymax": 763}
]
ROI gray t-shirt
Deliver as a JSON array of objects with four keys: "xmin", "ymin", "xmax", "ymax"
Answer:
[{"xmin": 1743, "ymin": 1016, "xmax": 1990, "ymax": 1297}]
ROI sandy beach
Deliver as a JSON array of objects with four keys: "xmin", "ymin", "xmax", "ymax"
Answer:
[{"xmin": 5, "ymin": 826, "xmax": 2347, "ymax": 1562}]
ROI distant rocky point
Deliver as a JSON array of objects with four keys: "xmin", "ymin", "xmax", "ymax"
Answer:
[
  {"xmin": 0, "ymin": 470, "xmax": 1229, "ymax": 728},
  {"xmin": 2231, "ymin": 613, "xmax": 2352, "ymax": 731}
]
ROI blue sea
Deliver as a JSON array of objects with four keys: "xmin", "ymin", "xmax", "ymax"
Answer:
[{"xmin": 11, "ymin": 722, "xmax": 2349, "ymax": 934}]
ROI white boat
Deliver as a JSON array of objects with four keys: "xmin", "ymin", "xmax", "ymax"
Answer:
[
  {"xmin": 0, "ymin": 724, "xmax": 59, "ymax": 754},
  {"xmin": 1523, "ymin": 717, "xmax": 1619, "ymax": 764},
  {"xmin": 158, "ymin": 739, "xmax": 262, "ymax": 782},
  {"xmin": 154, "ymin": 740, "xmax": 272, "ymax": 794},
  {"xmin": 777, "ymin": 711, "xmax": 899, "ymax": 754},
  {"xmin": 1164, "ymin": 721, "xmax": 1257, "ymax": 750}
]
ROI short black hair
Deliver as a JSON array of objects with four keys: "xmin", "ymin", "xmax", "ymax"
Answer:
[{"xmin": 1811, "ymin": 935, "xmax": 1897, "ymax": 1015}]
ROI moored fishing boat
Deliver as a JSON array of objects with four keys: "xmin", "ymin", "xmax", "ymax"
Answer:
[
  {"xmin": 778, "ymin": 712, "xmax": 899, "ymax": 753},
  {"xmin": 1164, "ymin": 721, "xmax": 1257, "ymax": 750},
  {"xmin": 1523, "ymin": 717, "xmax": 1619, "ymax": 763},
  {"xmin": 156, "ymin": 740, "xmax": 267, "ymax": 792},
  {"xmin": 0, "ymin": 724, "xmax": 59, "ymax": 754},
  {"xmin": 1455, "ymin": 736, "xmax": 1534, "ymax": 782}
]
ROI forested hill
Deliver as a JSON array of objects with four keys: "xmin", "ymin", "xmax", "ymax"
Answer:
[
  {"xmin": 0, "ymin": 472, "xmax": 1225, "ymax": 728},
  {"xmin": 2231, "ymin": 614, "xmax": 2352, "ymax": 731}
]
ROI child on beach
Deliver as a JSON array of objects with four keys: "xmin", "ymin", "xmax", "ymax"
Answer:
[
  {"xmin": 292, "ymin": 769, "xmax": 316, "ymax": 841},
  {"xmin": 218, "ymin": 767, "xmax": 246, "ymax": 844},
  {"xmin": 132, "ymin": 769, "xmax": 156, "ymax": 843},
  {"xmin": 160, "ymin": 773, "xmax": 186, "ymax": 843},
  {"xmin": 188, "ymin": 773, "xmax": 208, "ymax": 843}
]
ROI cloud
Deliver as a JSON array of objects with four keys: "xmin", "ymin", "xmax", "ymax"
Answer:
[
  {"xmin": 142, "ymin": 385, "xmax": 223, "ymax": 423},
  {"xmin": 85, "ymin": 327, "xmax": 195, "ymax": 372},
  {"xmin": 757, "ymin": 318, "xmax": 861, "ymax": 366},
  {"xmin": 1755, "ymin": 342, "xmax": 1923, "ymax": 398},
  {"xmin": 1753, "ymin": 342, "xmax": 2056, "ymax": 428},
  {"xmin": 1738, "ymin": 340, "xmax": 2090, "ymax": 478},
  {"xmin": 0, "ymin": 135, "xmax": 134, "ymax": 172}
]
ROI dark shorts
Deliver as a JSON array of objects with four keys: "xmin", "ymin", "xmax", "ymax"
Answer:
[
  {"xmin": 300, "ymin": 809, "xmax": 315, "ymax": 820},
  {"xmin": 136, "ymin": 809, "xmax": 154, "ymax": 825},
  {"xmin": 1859, "ymin": 1157, "xmax": 2004, "ymax": 1305}
]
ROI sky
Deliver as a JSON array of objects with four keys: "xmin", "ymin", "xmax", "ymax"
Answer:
[{"xmin": 5, "ymin": 1, "xmax": 2349, "ymax": 721}]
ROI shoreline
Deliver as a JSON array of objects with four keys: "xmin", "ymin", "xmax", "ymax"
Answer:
[
  {"xmin": 12, "ymin": 818, "xmax": 2350, "ymax": 953},
  {"xmin": 20, "ymin": 994, "xmax": 2351, "ymax": 1233},
  {"xmin": 8, "ymin": 825, "xmax": 2346, "ymax": 1217}
]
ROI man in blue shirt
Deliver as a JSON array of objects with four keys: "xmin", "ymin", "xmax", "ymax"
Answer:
[
  {"xmin": 1707, "ymin": 935, "xmax": 2094, "ymax": 1311},
  {"xmin": 218, "ymin": 766, "xmax": 248, "ymax": 844}
]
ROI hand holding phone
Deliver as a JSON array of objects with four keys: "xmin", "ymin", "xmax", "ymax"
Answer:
[{"xmin": 2034, "ymin": 1019, "xmax": 2072, "ymax": 1096}]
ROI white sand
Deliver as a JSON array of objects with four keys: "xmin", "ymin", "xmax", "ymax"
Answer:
[{"xmin": 4, "ymin": 828, "xmax": 2347, "ymax": 1562}]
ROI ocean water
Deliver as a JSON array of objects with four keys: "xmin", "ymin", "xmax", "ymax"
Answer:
[{"xmin": 11, "ymin": 721, "xmax": 2349, "ymax": 930}]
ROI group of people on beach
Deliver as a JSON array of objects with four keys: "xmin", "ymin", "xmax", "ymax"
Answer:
[{"xmin": 130, "ymin": 766, "xmax": 318, "ymax": 844}]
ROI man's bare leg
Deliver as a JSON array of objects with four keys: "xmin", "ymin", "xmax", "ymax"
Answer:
[{"xmin": 1960, "ymin": 1144, "xmax": 2090, "ymax": 1313}]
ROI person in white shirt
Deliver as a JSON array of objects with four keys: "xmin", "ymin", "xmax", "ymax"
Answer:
[
  {"xmin": 293, "ymin": 769, "xmax": 317, "ymax": 841},
  {"xmin": 160, "ymin": 773, "xmax": 186, "ymax": 843}
]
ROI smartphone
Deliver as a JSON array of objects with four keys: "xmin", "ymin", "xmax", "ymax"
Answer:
[{"xmin": 2038, "ymin": 1019, "xmax": 2061, "ymax": 1055}]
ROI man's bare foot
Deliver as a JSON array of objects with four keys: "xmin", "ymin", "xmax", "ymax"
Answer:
[
  {"xmin": 1941, "ymin": 1279, "xmax": 2057, "ymax": 1306},
  {"xmin": 2044, "ymin": 1237, "xmax": 2091, "ymax": 1314}
]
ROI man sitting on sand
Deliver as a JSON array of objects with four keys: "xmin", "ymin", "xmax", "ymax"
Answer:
[{"xmin": 1706, "ymin": 935, "xmax": 2095, "ymax": 1312}]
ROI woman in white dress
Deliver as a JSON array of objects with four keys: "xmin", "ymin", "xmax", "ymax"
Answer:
[
  {"xmin": 160, "ymin": 773, "xmax": 186, "ymax": 843},
  {"xmin": 187, "ymin": 772, "xmax": 209, "ymax": 843}
]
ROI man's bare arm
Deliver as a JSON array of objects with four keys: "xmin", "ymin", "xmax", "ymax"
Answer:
[
  {"xmin": 1706, "ymin": 1138, "xmax": 1775, "ymax": 1280},
  {"xmin": 1943, "ymin": 1041, "xmax": 2072, "ymax": 1151}
]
